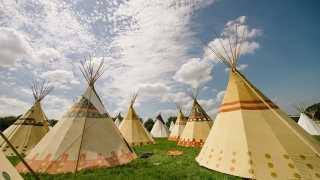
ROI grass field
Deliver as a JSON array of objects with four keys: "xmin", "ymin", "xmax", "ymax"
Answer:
[
  {"xmin": 9, "ymin": 136, "xmax": 320, "ymax": 180},
  {"xmin": 11, "ymin": 138, "xmax": 241, "ymax": 180}
]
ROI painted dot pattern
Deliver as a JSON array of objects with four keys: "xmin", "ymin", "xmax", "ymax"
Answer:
[
  {"xmin": 268, "ymin": 162, "xmax": 274, "ymax": 168},
  {"xmin": 271, "ymin": 172, "xmax": 277, "ymax": 178}
]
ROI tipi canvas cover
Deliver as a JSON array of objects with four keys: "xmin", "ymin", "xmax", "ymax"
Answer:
[
  {"xmin": 151, "ymin": 114, "xmax": 170, "ymax": 138},
  {"xmin": 16, "ymin": 59, "xmax": 136, "ymax": 174},
  {"xmin": 119, "ymin": 95, "xmax": 155, "ymax": 146},
  {"xmin": 0, "ymin": 80, "xmax": 51, "ymax": 156},
  {"xmin": 196, "ymin": 26, "xmax": 320, "ymax": 179},
  {"xmin": 0, "ymin": 150, "xmax": 23, "ymax": 180},
  {"xmin": 177, "ymin": 98, "xmax": 212, "ymax": 147},
  {"xmin": 298, "ymin": 113, "xmax": 320, "ymax": 135},
  {"xmin": 168, "ymin": 108, "xmax": 186, "ymax": 141},
  {"xmin": 169, "ymin": 121, "xmax": 174, "ymax": 132}
]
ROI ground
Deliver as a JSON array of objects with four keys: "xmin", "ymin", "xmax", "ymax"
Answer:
[
  {"xmin": 11, "ymin": 138, "xmax": 241, "ymax": 180},
  {"xmin": 9, "ymin": 136, "xmax": 320, "ymax": 180}
]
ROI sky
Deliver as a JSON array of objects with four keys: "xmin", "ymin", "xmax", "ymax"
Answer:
[{"xmin": 0, "ymin": 0, "xmax": 319, "ymax": 121}]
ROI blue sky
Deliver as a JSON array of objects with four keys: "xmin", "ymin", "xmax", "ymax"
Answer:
[{"xmin": 0, "ymin": 0, "xmax": 319, "ymax": 120}]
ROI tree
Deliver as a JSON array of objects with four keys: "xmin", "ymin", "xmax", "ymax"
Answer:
[
  {"xmin": 166, "ymin": 116, "xmax": 177, "ymax": 128},
  {"xmin": 0, "ymin": 115, "xmax": 20, "ymax": 131},
  {"xmin": 306, "ymin": 102, "xmax": 320, "ymax": 120},
  {"xmin": 144, "ymin": 118, "xmax": 154, "ymax": 132}
]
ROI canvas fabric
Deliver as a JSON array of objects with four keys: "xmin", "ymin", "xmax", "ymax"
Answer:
[
  {"xmin": 177, "ymin": 99, "xmax": 212, "ymax": 147},
  {"xmin": 0, "ymin": 150, "xmax": 23, "ymax": 180},
  {"xmin": 0, "ymin": 101, "xmax": 49, "ymax": 156},
  {"xmin": 119, "ymin": 105, "xmax": 155, "ymax": 146},
  {"xmin": 114, "ymin": 118, "xmax": 121, "ymax": 128},
  {"xmin": 196, "ymin": 70, "xmax": 320, "ymax": 180},
  {"xmin": 298, "ymin": 113, "xmax": 320, "ymax": 135},
  {"xmin": 151, "ymin": 119, "xmax": 170, "ymax": 138},
  {"xmin": 169, "ymin": 121, "xmax": 174, "ymax": 132},
  {"xmin": 168, "ymin": 110, "xmax": 186, "ymax": 141},
  {"xmin": 16, "ymin": 94, "xmax": 136, "ymax": 174},
  {"xmin": 83, "ymin": 86, "xmax": 109, "ymax": 117}
]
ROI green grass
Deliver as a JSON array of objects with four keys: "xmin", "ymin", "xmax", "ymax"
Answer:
[
  {"xmin": 10, "ymin": 136, "xmax": 320, "ymax": 180},
  {"xmin": 18, "ymin": 139, "xmax": 241, "ymax": 180}
]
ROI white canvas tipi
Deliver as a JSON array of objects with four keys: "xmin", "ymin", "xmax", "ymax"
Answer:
[
  {"xmin": 196, "ymin": 26, "xmax": 320, "ymax": 179},
  {"xmin": 150, "ymin": 114, "xmax": 170, "ymax": 138},
  {"xmin": 169, "ymin": 121, "xmax": 174, "ymax": 132},
  {"xmin": 119, "ymin": 95, "xmax": 155, "ymax": 146},
  {"xmin": 298, "ymin": 113, "xmax": 320, "ymax": 135},
  {"xmin": 0, "ymin": 80, "xmax": 51, "ymax": 156},
  {"xmin": 177, "ymin": 96, "xmax": 212, "ymax": 147},
  {"xmin": 168, "ymin": 106, "xmax": 187, "ymax": 141},
  {"xmin": 114, "ymin": 113, "xmax": 122, "ymax": 128},
  {"xmin": 16, "ymin": 59, "xmax": 136, "ymax": 174}
]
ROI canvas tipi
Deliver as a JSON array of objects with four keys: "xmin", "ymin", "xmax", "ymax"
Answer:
[
  {"xmin": 298, "ymin": 112, "xmax": 320, "ymax": 135},
  {"xmin": 119, "ymin": 95, "xmax": 155, "ymax": 146},
  {"xmin": 177, "ymin": 95, "xmax": 212, "ymax": 147},
  {"xmin": 114, "ymin": 113, "xmax": 122, "ymax": 128},
  {"xmin": 0, "ymin": 133, "xmax": 23, "ymax": 180},
  {"xmin": 169, "ymin": 121, "xmax": 174, "ymax": 132},
  {"xmin": 168, "ymin": 105, "xmax": 187, "ymax": 141},
  {"xmin": 196, "ymin": 26, "xmax": 320, "ymax": 179},
  {"xmin": 16, "ymin": 58, "xmax": 136, "ymax": 174},
  {"xmin": 151, "ymin": 114, "xmax": 170, "ymax": 138},
  {"xmin": 0, "ymin": 80, "xmax": 51, "ymax": 156}
]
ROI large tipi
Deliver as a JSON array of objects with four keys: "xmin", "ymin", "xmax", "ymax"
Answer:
[
  {"xmin": 168, "ymin": 105, "xmax": 187, "ymax": 141},
  {"xmin": 298, "ymin": 112, "xmax": 320, "ymax": 135},
  {"xmin": 196, "ymin": 26, "xmax": 320, "ymax": 179},
  {"xmin": 114, "ymin": 113, "xmax": 122, "ymax": 128},
  {"xmin": 177, "ymin": 95, "xmax": 212, "ymax": 147},
  {"xmin": 119, "ymin": 95, "xmax": 155, "ymax": 146},
  {"xmin": 16, "ymin": 59, "xmax": 136, "ymax": 174},
  {"xmin": 150, "ymin": 114, "xmax": 170, "ymax": 138},
  {"xmin": 0, "ymin": 80, "xmax": 51, "ymax": 156}
]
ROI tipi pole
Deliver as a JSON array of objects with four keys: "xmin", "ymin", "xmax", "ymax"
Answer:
[{"xmin": 0, "ymin": 131, "xmax": 39, "ymax": 180}]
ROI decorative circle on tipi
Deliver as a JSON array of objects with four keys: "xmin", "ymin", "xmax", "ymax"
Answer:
[{"xmin": 1, "ymin": 171, "xmax": 11, "ymax": 180}]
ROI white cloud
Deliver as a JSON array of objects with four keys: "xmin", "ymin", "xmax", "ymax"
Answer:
[
  {"xmin": 0, "ymin": 27, "xmax": 33, "ymax": 67},
  {"xmin": 42, "ymin": 95, "xmax": 72, "ymax": 119},
  {"xmin": 34, "ymin": 48, "xmax": 62, "ymax": 64},
  {"xmin": 203, "ymin": 16, "xmax": 261, "ymax": 63},
  {"xmin": 0, "ymin": 96, "xmax": 29, "ymax": 116},
  {"xmin": 215, "ymin": 90, "xmax": 225, "ymax": 104},
  {"xmin": 138, "ymin": 83, "xmax": 170, "ymax": 97},
  {"xmin": 173, "ymin": 58, "xmax": 213, "ymax": 88},
  {"xmin": 99, "ymin": 0, "xmax": 217, "ymax": 112},
  {"xmin": 162, "ymin": 91, "xmax": 192, "ymax": 105},
  {"xmin": 225, "ymin": 63, "xmax": 248, "ymax": 72},
  {"xmin": 40, "ymin": 70, "xmax": 79, "ymax": 89}
]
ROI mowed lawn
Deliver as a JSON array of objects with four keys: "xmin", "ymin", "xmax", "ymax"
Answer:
[
  {"xmin": 11, "ymin": 138, "xmax": 241, "ymax": 180},
  {"xmin": 10, "ymin": 136, "xmax": 320, "ymax": 180}
]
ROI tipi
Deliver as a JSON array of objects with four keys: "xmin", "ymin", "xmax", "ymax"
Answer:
[
  {"xmin": 16, "ymin": 58, "xmax": 136, "ymax": 174},
  {"xmin": 0, "ymin": 133, "xmax": 23, "ymax": 180},
  {"xmin": 169, "ymin": 121, "xmax": 174, "ymax": 132},
  {"xmin": 168, "ymin": 105, "xmax": 187, "ymax": 141},
  {"xmin": 298, "ymin": 113, "xmax": 320, "ymax": 135},
  {"xmin": 196, "ymin": 26, "xmax": 320, "ymax": 179},
  {"xmin": 150, "ymin": 114, "xmax": 170, "ymax": 138},
  {"xmin": 177, "ymin": 95, "xmax": 212, "ymax": 147},
  {"xmin": 0, "ymin": 80, "xmax": 51, "ymax": 156},
  {"xmin": 119, "ymin": 95, "xmax": 155, "ymax": 146},
  {"xmin": 114, "ymin": 113, "xmax": 122, "ymax": 128}
]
